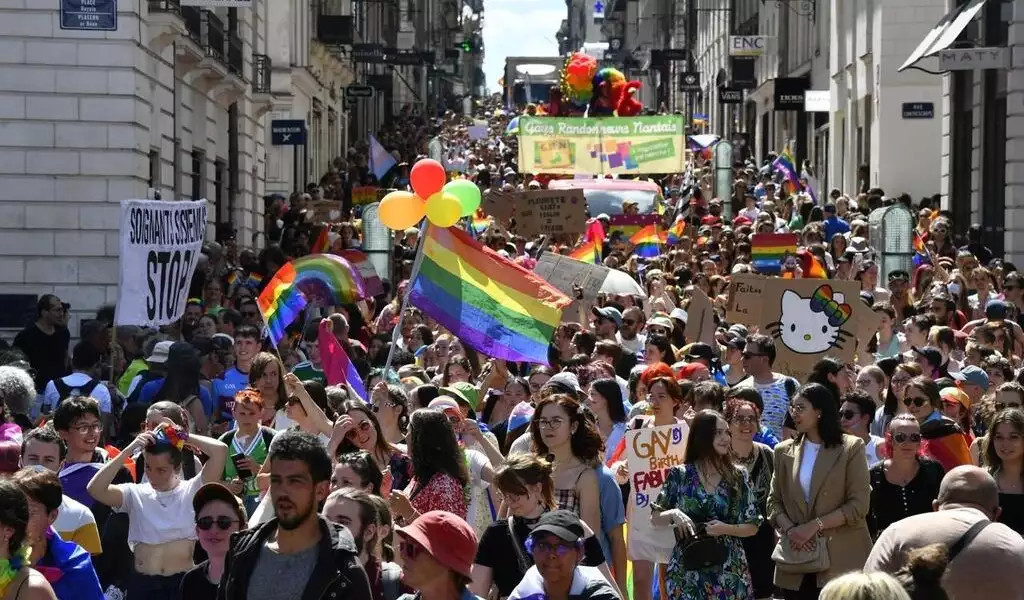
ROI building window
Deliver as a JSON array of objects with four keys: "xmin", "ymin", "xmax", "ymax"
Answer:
[
  {"xmin": 311, "ymin": 102, "xmax": 323, "ymax": 184},
  {"xmin": 191, "ymin": 149, "xmax": 206, "ymax": 201},
  {"xmin": 148, "ymin": 149, "xmax": 160, "ymax": 193},
  {"xmin": 215, "ymin": 159, "xmax": 226, "ymax": 227}
]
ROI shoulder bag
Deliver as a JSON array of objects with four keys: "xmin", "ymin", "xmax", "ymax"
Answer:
[
  {"xmin": 678, "ymin": 522, "xmax": 728, "ymax": 570},
  {"xmin": 771, "ymin": 532, "xmax": 830, "ymax": 573}
]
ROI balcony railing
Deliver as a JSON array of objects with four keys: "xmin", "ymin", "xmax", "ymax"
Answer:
[
  {"xmin": 148, "ymin": 0, "xmax": 181, "ymax": 13},
  {"xmin": 228, "ymin": 32, "xmax": 243, "ymax": 77},
  {"xmin": 253, "ymin": 54, "xmax": 271, "ymax": 93},
  {"xmin": 182, "ymin": 6, "xmax": 202, "ymax": 44},
  {"xmin": 204, "ymin": 11, "xmax": 226, "ymax": 62}
]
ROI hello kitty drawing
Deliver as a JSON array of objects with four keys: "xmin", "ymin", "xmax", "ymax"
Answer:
[{"xmin": 767, "ymin": 284, "xmax": 853, "ymax": 354}]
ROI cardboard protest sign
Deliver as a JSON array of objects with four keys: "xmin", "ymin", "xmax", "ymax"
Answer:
[
  {"xmin": 481, "ymin": 190, "xmax": 515, "ymax": 225},
  {"xmin": 625, "ymin": 423, "xmax": 690, "ymax": 563},
  {"xmin": 757, "ymin": 278, "xmax": 876, "ymax": 380},
  {"xmin": 311, "ymin": 200, "xmax": 342, "ymax": 222},
  {"xmin": 684, "ymin": 287, "xmax": 717, "ymax": 346},
  {"xmin": 533, "ymin": 252, "xmax": 610, "ymax": 324},
  {"xmin": 514, "ymin": 189, "xmax": 587, "ymax": 237},
  {"xmin": 518, "ymin": 116, "xmax": 687, "ymax": 175},
  {"xmin": 726, "ymin": 273, "xmax": 768, "ymax": 324},
  {"xmin": 351, "ymin": 186, "xmax": 379, "ymax": 206},
  {"xmin": 116, "ymin": 199, "xmax": 208, "ymax": 327}
]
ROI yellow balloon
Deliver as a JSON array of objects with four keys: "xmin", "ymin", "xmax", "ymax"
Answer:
[
  {"xmin": 425, "ymin": 192, "xmax": 461, "ymax": 228},
  {"xmin": 378, "ymin": 191, "xmax": 425, "ymax": 230}
]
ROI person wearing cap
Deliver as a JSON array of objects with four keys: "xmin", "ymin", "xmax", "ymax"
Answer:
[
  {"xmin": 591, "ymin": 307, "xmax": 621, "ymax": 342},
  {"xmin": 125, "ymin": 338, "xmax": 172, "ymax": 402},
  {"xmin": 395, "ymin": 511, "xmax": 480, "ymax": 600},
  {"xmin": 219, "ymin": 430, "xmax": 372, "ymax": 600},
  {"xmin": 953, "ymin": 366, "xmax": 989, "ymax": 419},
  {"xmin": 912, "ymin": 345, "xmax": 949, "ymax": 381},
  {"xmin": 721, "ymin": 330, "xmax": 748, "ymax": 386},
  {"xmin": 180, "ymin": 482, "xmax": 246, "ymax": 600},
  {"xmin": 886, "ymin": 270, "xmax": 915, "ymax": 320},
  {"xmin": 939, "ymin": 387, "xmax": 974, "ymax": 445},
  {"xmin": 507, "ymin": 510, "xmax": 620, "ymax": 600}
]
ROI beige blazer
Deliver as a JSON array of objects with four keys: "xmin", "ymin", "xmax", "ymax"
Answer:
[{"xmin": 767, "ymin": 433, "xmax": 873, "ymax": 590}]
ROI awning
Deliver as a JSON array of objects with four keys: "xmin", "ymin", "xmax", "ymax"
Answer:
[{"xmin": 898, "ymin": 0, "xmax": 987, "ymax": 72}]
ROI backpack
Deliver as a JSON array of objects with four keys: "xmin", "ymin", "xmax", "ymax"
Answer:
[{"xmin": 50, "ymin": 377, "xmax": 101, "ymax": 413}]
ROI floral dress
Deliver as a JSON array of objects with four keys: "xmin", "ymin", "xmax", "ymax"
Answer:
[{"xmin": 654, "ymin": 464, "xmax": 760, "ymax": 600}]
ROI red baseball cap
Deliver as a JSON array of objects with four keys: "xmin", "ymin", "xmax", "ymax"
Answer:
[{"xmin": 397, "ymin": 511, "xmax": 478, "ymax": 577}]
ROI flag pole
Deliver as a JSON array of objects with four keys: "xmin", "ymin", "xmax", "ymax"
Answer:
[{"xmin": 382, "ymin": 221, "xmax": 428, "ymax": 376}]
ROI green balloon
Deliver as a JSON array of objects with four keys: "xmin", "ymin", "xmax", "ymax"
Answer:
[{"xmin": 445, "ymin": 179, "xmax": 482, "ymax": 217}]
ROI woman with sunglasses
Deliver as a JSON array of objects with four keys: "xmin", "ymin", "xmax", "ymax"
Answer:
[
  {"xmin": 280, "ymin": 374, "xmax": 333, "ymax": 442},
  {"xmin": 928, "ymin": 218, "xmax": 956, "ymax": 260},
  {"xmin": 984, "ymin": 408, "xmax": 1024, "ymax": 535},
  {"xmin": 901, "ymin": 376, "xmax": 971, "ymax": 471},
  {"xmin": 866, "ymin": 414, "xmax": 944, "ymax": 538},
  {"xmin": 370, "ymin": 382, "xmax": 410, "ymax": 445},
  {"xmin": 725, "ymin": 399, "xmax": 776, "ymax": 600},
  {"xmin": 872, "ymin": 363, "xmax": 920, "ymax": 438},
  {"xmin": 331, "ymin": 400, "xmax": 413, "ymax": 493},
  {"xmin": 179, "ymin": 483, "xmax": 246, "ymax": 600}
]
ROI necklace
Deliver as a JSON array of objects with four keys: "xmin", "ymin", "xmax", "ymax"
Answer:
[{"xmin": 0, "ymin": 545, "xmax": 30, "ymax": 598}]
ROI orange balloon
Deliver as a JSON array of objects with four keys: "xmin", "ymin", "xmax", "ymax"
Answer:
[
  {"xmin": 378, "ymin": 191, "xmax": 425, "ymax": 230},
  {"xmin": 410, "ymin": 159, "xmax": 446, "ymax": 198}
]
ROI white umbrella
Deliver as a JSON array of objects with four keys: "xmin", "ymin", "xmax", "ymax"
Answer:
[{"xmin": 601, "ymin": 269, "xmax": 645, "ymax": 295}]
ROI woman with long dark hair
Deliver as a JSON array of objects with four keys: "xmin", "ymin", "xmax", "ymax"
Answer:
[
  {"xmin": 867, "ymin": 414, "xmax": 943, "ymax": 538},
  {"xmin": 984, "ymin": 408, "xmax": 1024, "ymax": 535},
  {"xmin": 142, "ymin": 342, "xmax": 212, "ymax": 434},
  {"xmin": 370, "ymin": 382, "xmax": 409, "ymax": 445},
  {"xmin": 389, "ymin": 409, "xmax": 470, "ymax": 522},
  {"xmin": 873, "ymin": 363, "xmax": 920, "ymax": 437},
  {"xmin": 330, "ymin": 399, "xmax": 412, "ymax": 492},
  {"xmin": 651, "ymin": 410, "xmax": 759, "ymax": 599},
  {"xmin": 587, "ymin": 378, "xmax": 628, "ymax": 465},
  {"xmin": 767, "ymin": 383, "xmax": 872, "ymax": 600},
  {"xmin": 0, "ymin": 480, "xmax": 57, "ymax": 600}
]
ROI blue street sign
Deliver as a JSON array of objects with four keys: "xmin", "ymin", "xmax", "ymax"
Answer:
[
  {"xmin": 271, "ymin": 120, "xmax": 307, "ymax": 146},
  {"xmin": 61, "ymin": 0, "xmax": 117, "ymax": 31}
]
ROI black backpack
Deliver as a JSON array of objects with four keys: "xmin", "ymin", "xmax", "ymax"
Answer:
[{"xmin": 51, "ymin": 377, "xmax": 101, "ymax": 411}]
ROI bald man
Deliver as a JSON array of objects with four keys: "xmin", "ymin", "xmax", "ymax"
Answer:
[{"xmin": 864, "ymin": 465, "xmax": 1024, "ymax": 600}]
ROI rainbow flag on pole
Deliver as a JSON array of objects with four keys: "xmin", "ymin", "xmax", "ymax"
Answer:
[
  {"xmin": 257, "ymin": 254, "xmax": 368, "ymax": 346},
  {"xmin": 310, "ymin": 226, "xmax": 330, "ymax": 253},
  {"xmin": 666, "ymin": 217, "xmax": 686, "ymax": 244},
  {"xmin": 751, "ymin": 233, "xmax": 798, "ymax": 273},
  {"xmin": 569, "ymin": 238, "xmax": 602, "ymax": 264},
  {"xmin": 773, "ymin": 145, "xmax": 800, "ymax": 191},
  {"xmin": 409, "ymin": 225, "xmax": 572, "ymax": 365},
  {"xmin": 629, "ymin": 224, "xmax": 663, "ymax": 258}
]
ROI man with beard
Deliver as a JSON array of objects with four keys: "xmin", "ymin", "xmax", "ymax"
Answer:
[
  {"xmin": 218, "ymin": 431, "xmax": 372, "ymax": 600},
  {"xmin": 323, "ymin": 488, "xmax": 406, "ymax": 600}
]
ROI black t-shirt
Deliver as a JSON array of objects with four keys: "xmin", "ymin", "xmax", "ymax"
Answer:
[
  {"xmin": 180, "ymin": 561, "xmax": 218, "ymax": 600},
  {"xmin": 475, "ymin": 517, "xmax": 605, "ymax": 598},
  {"xmin": 14, "ymin": 324, "xmax": 70, "ymax": 392}
]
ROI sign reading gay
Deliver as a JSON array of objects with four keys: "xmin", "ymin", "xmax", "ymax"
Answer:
[
  {"xmin": 518, "ymin": 116, "xmax": 686, "ymax": 175},
  {"xmin": 625, "ymin": 423, "xmax": 689, "ymax": 562}
]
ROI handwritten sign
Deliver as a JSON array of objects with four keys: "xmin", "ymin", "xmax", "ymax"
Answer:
[
  {"xmin": 482, "ymin": 189, "xmax": 587, "ymax": 238},
  {"xmin": 684, "ymin": 286, "xmax": 717, "ymax": 346},
  {"xmin": 481, "ymin": 190, "xmax": 516, "ymax": 226},
  {"xmin": 625, "ymin": 423, "xmax": 689, "ymax": 563},
  {"xmin": 726, "ymin": 273, "xmax": 768, "ymax": 324},
  {"xmin": 533, "ymin": 252, "xmax": 610, "ymax": 324}
]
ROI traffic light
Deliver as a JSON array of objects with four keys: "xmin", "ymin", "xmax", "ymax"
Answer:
[{"xmin": 458, "ymin": 35, "xmax": 481, "ymax": 53}]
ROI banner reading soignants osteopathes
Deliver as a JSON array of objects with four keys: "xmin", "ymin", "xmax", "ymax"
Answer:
[
  {"xmin": 116, "ymin": 199, "xmax": 209, "ymax": 327},
  {"xmin": 518, "ymin": 115, "xmax": 686, "ymax": 175},
  {"xmin": 625, "ymin": 423, "xmax": 689, "ymax": 562}
]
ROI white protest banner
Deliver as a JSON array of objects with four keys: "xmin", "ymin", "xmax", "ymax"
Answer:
[
  {"xmin": 533, "ymin": 252, "xmax": 610, "ymax": 324},
  {"xmin": 625, "ymin": 423, "xmax": 689, "ymax": 563},
  {"xmin": 116, "ymin": 199, "xmax": 209, "ymax": 327}
]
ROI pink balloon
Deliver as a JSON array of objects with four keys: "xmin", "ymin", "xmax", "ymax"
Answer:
[{"xmin": 410, "ymin": 159, "xmax": 446, "ymax": 198}]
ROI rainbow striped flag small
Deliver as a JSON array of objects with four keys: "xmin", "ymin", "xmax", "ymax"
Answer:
[
  {"xmin": 666, "ymin": 217, "xmax": 686, "ymax": 244},
  {"xmin": 310, "ymin": 226, "xmax": 330, "ymax": 253},
  {"xmin": 470, "ymin": 209, "xmax": 492, "ymax": 235},
  {"xmin": 751, "ymin": 233, "xmax": 798, "ymax": 273},
  {"xmin": 569, "ymin": 238, "xmax": 602, "ymax": 264},
  {"xmin": 629, "ymin": 224, "xmax": 663, "ymax": 258}
]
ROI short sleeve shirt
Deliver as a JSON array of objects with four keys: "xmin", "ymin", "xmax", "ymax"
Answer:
[{"xmin": 112, "ymin": 474, "xmax": 205, "ymax": 549}]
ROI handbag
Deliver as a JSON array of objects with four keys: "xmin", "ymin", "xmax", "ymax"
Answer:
[
  {"xmin": 677, "ymin": 523, "xmax": 728, "ymax": 570},
  {"xmin": 771, "ymin": 536, "xmax": 831, "ymax": 574}
]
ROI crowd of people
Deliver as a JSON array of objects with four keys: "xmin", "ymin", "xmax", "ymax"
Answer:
[{"xmin": 0, "ymin": 93, "xmax": 1022, "ymax": 600}]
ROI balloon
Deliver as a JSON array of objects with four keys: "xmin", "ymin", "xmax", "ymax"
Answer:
[
  {"xmin": 378, "ymin": 191, "xmax": 425, "ymax": 230},
  {"xmin": 425, "ymin": 192, "xmax": 461, "ymax": 228},
  {"xmin": 410, "ymin": 159, "xmax": 446, "ymax": 198},
  {"xmin": 444, "ymin": 179, "xmax": 482, "ymax": 216}
]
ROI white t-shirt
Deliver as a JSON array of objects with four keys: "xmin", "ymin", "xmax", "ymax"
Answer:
[
  {"xmin": 113, "ymin": 473, "xmax": 206, "ymax": 549},
  {"xmin": 464, "ymin": 448, "xmax": 492, "ymax": 537},
  {"xmin": 866, "ymin": 435, "xmax": 885, "ymax": 467},
  {"xmin": 44, "ymin": 372, "xmax": 112, "ymax": 413},
  {"xmin": 799, "ymin": 440, "xmax": 821, "ymax": 502}
]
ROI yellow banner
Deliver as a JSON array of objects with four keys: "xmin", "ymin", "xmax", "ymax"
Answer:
[{"xmin": 517, "ymin": 115, "xmax": 687, "ymax": 175}]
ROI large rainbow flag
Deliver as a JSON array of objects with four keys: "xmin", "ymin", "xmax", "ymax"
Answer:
[
  {"xmin": 258, "ymin": 254, "xmax": 367, "ymax": 346},
  {"xmin": 751, "ymin": 233, "xmax": 798, "ymax": 273},
  {"xmin": 409, "ymin": 226, "xmax": 572, "ymax": 365}
]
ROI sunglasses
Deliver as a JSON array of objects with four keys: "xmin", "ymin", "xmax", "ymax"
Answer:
[
  {"xmin": 903, "ymin": 396, "xmax": 929, "ymax": 408},
  {"xmin": 995, "ymin": 402, "xmax": 1023, "ymax": 411},
  {"xmin": 197, "ymin": 516, "xmax": 239, "ymax": 531},
  {"xmin": 730, "ymin": 415, "xmax": 757, "ymax": 425},
  {"xmin": 622, "ymin": 319, "xmax": 638, "ymax": 326},
  {"xmin": 891, "ymin": 432, "xmax": 922, "ymax": 444},
  {"xmin": 525, "ymin": 537, "xmax": 580, "ymax": 557},
  {"xmin": 839, "ymin": 410, "xmax": 860, "ymax": 420},
  {"xmin": 345, "ymin": 421, "xmax": 373, "ymax": 440}
]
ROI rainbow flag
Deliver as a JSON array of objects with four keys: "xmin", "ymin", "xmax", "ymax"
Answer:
[
  {"xmin": 471, "ymin": 209, "xmax": 492, "ymax": 235},
  {"xmin": 913, "ymin": 231, "xmax": 926, "ymax": 253},
  {"xmin": 409, "ymin": 225, "xmax": 572, "ymax": 365},
  {"xmin": 773, "ymin": 145, "xmax": 800, "ymax": 190},
  {"xmin": 245, "ymin": 272, "xmax": 264, "ymax": 290},
  {"xmin": 629, "ymin": 224, "xmax": 663, "ymax": 258},
  {"xmin": 751, "ymin": 233, "xmax": 798, "ymax": 273},
  {"xmin": 340, "ymin": 249, "xmax": 384, "ymax": 297},
  {"xmin": 257, "ymin": 254, "xmax": 368, "ymax": 346},
  {"xmin": 569, "ymin": 238, "xmax": 602, "ymax": 264},
  {"xmin": 666, "ymin": 217, "xmax": 686, "ymax": 244},
  {"xmin": 318, "ymin": 320, "xmax": 367, "ymax": 401},
  {"xmin": 310, "ymin": 226, "xmax": 330, "ymax": 254}
]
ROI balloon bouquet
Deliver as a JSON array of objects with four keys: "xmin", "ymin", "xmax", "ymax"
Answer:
[{"xmin": 377, "ymin": 159, "xmax": 482, "ymax": 230}]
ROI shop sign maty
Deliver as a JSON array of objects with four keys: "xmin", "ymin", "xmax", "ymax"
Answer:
[
  {"xmin": 728, "ymin": 276, "xmax": 878, "ymax": 380},
  {"xmin": 625, "ymin": 423, "xmax": 690, "ymax": 563},
  {"xmin": 116, "ymin": 199, "xmax": 208, "ymax": 327},
  {"xmin": 517, "ymin": 116, "xmax": 686, "ymax": 175}
]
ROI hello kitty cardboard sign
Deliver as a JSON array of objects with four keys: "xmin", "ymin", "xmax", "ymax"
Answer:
[{"xmin": 743, "ymin": 278, "xmax": 877, "ymax": 380}]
